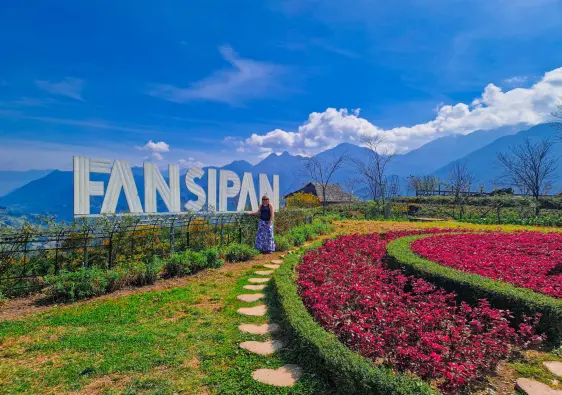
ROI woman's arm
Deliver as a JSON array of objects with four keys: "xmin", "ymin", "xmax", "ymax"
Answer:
[
  {"xmin": 247, "ymin": 205, "xmax": 260, "ymax": 215},
  {"xmin": 269, "ymin": 204, "xmax": 275, "ymax": 222}
]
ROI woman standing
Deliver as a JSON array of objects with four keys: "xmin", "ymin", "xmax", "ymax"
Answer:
[{"xmin": 249, "ymin": 196, "xmax": 276, "ymax": 253}]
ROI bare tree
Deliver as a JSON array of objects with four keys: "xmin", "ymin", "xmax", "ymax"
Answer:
[
  {"xmin": 496, "ymin": 137, "xmax": 559, "ymax": 215},
  {"xmin": 300, "ymin": 152, "xmax": 347, "ymax": 214},
  {"xmin": 408, "ymin": 175, "xmax": 440, "ymax": 196},
  {"xmin": 340, "ymin": 177, "xmax": 360, "ymax": 202},
  {"xmin": 447, "ymin": 161, "xmax": 475, "ymax": 200},
  {"xmin": 352, "ymin": 135, "xmax": 396, "ymax": 207}
]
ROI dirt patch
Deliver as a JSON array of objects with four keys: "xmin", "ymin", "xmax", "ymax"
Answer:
[{"xmin": 69, "ymin": 374, "xmax": 130, "ymax": 395}]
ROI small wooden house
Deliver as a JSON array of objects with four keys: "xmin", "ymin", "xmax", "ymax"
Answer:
[{"xmin": 284, "ymin": 182, "xmax": 357, "ymax": 205}]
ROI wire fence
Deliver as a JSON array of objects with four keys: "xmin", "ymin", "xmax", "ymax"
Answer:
[{"xmin": 0, "ymin": 209, "xmax": 314, "ymax": 296}]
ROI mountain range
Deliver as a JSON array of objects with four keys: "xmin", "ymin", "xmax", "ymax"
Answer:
[{"xmin": 0, "ymin": 123, "xmax": 560, "ymax": 221}]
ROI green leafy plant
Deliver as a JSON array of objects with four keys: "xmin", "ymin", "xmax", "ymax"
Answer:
[
  {"xmin": 164, "ymin": 252, "xmax": 191, "ymax": 277},
  {"xmin": 201, "ymin": 248, "xmax": 223, "ymax": 269},
  {"xmin": 187, "ymin": 251, "xmax": 208, "ymax": 271},
  {"xmin": 274, "ymin": 235, "xmax": 292, "ymax": 251},
  {"xmin": 223, "ymin": 243, "xmax": 259, "ymax": 262},
  {"xmin": 44, "ymin": 268, "xmax": 110, "ymax": 302}
]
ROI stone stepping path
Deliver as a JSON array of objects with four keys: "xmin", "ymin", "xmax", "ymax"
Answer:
[
  {"xmin": 243, "ymin": 284, "xmax": 266, "ymax": 291},
  {"xmin": 516, "ymin": 378, "xmax": 562, "ymax": 395},
  {"xmin": 255, "ymin": 270, "xmax": 274, "ymax": 276},
  {"xmin": 240, "ymin": 340, "xmax": 284, "ymax": 356},
  {"xmin": 236, "ymin": 254, "xmax": 302, "ymax": 388},
  {"xmin": 248, "ymin": 277, "xmax": 270, "ymax": 284},
  {"xmin": 545, "ymin": 361, "xmax": 562, "ymax": 378},
  {"xmin": 238, "ymin": 323, "xmax": 280, "ymax": 335},
  {"xmin": 237, "ymin": 293, "xmax": 265, "ymax": 302},
  {"xmin": 252, "ymin": 364, "xmax": 303, "ymax": 387},
  {"xmin": 238, "ymin": 305, "xmax": 267, "ymax": 317}
]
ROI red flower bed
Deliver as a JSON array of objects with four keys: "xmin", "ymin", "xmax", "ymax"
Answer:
[
  {"xmin": 297, "ymin": 231, "xmax": 542, "ymax": 394},
  {"xmin": 411, "ymin": 232, "xmax": 562, "ymax": 298}
]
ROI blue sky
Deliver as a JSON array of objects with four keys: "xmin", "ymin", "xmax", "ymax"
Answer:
[{"xmin": 1, "ymin": 0, "xmax": 562, "ymax": 170}]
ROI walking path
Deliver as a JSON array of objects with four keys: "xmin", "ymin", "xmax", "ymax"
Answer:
[{"xmin": 236, "ymin": 254, "xmax": 303, "ymax": 388}]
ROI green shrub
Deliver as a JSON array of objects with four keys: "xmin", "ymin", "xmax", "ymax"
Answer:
[
  {"xmin": 224, "ymin": 243, "xmax": 259, "ymax": 262},
  {"xmin": 164, "ymin": 252, "xmax": 191, "ymax": 277},
  {"xmin": 274, "ymin": 235, "xmax": 292, "ymax": 252},
  {"xmin": 286, "ymin": 229, "xmax": 306, "ymax": 246},
  {"xmin": 386, "ymin": 235, "xmax": 562, "ymax": 345},
  {"xmin": 187, "ymin": 251, "xmax": 208, "ymax": 271},
  {"xmin": 44, "ymin": 268, "xmax": 109, "ymax": 302},
  {"xmin": 273, "ymin": 252, "xmax": 436, "ymax": 394},
  {"xmin": 115, "ymin": 258, "xmax": 161, "ymax": 287},
  {"xmin": 0, "ymin": 289, "xmax": 7, "ymax": 305},
  {"xmin": 202, "ymin": 248, "xmax": 223, "ymax": 269}
]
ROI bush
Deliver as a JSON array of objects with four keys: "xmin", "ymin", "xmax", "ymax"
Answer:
[
  {"xmin": 44, "ymin": 268, "xmax": 109, "ymax": 302},
  {"xmin": 224, "ymin": 243, "xmax": 259, "ymax": 262},
  {"xmin": 164, "ymin": 252, "xmax": 191, "ymax": 277},
  {"xmin": 202, "ymin": 248, "xmax": 223, "ymax": 269},
  {"xmin": 274, "ymin": 235, "xmax": 292, "ymax": 252},
  {"xmin": 187, "ymin": 251, "xmax": 208, "ymax": 271},
  {"xmin": 0, "ymin": 289, "xmax": 7, "ymax": 305},
  {"xmin": 273, "ymin": 252, "xmax": 436, "ymax": 395},
  {"xmin": 116, "ymin": 258, "xmax": 161, "ymax": 287},
  {"xmin": 286, "ymin": 230, "xmax": 306, "ymax": 246},
  {"xmin": 387, "ymin": 235, "xmax": 562, "ymax": 345}
]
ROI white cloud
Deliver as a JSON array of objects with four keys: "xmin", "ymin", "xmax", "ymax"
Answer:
[
  {"xmin": 142, "ymin": 140, "xmax": 170, "ymax": 153},
  {"xmin": 178, "ymin": 157, "xmax": 204, "ymax": 168},
  {"xmin": 35, "ymin": 77, "xmax": 85, "ymax": 101},
  {"xmin": 503, "ymin": 75, "xmax": 529, "ymax": 87},
  {"xmin": 146, "ymin": 46, "xmax": 291, "ymax": 106},
  {"xmin": 138, "ymin": 140, "xmax": 170, "ymax": 161},
  {"xmin": 240, "ymin": 67, "xmax": 562, "ymax": 156}
]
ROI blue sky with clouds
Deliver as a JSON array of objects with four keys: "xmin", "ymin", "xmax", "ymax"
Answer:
[{"xmin": 1, "ymin": 0, "xmax": 562, "ymax": 170}]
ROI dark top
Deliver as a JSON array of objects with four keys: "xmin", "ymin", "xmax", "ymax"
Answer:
[{"xmin": 259, "ymin": 204, "xmax": 271, "ymax": 221}]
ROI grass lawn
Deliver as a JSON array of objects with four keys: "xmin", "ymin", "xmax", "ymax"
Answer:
[
  {"xmin": 1, "ymin": 220, "xmax": 560, "ymax": 394},
  {"xmin": 0, "ymin": 255, "xmax": 335, "ymax": 394}
]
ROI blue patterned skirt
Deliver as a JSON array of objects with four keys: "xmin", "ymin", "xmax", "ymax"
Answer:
[{"xmin": 255, "ymin": 220, "xmax": 276, "ymax": 253}]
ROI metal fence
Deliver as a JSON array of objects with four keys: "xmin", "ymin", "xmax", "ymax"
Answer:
[{"xmin": 0, "ymin": 209, "xmax": 314, "ymax": 296}]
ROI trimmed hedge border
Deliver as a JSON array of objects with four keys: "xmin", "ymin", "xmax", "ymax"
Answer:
[
  {"xmin": 386, "ymin": 235, "xmax": 562, "ymax": 346},
  {"xmin": 272, "ymin": 244, "xmax": 437, "ymax": 395}
]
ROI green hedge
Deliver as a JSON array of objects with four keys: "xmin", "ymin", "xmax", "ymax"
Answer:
[
  {"xmin": 273, "ymin": 250, "xmax": 437, "ymax": 395},
  {"xmin": 386, "ymin": 235, "xmax": 562, "ymax": 345}
]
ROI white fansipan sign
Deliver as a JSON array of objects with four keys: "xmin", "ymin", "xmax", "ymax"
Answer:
[{"xmin": 73, "ymin": 156, "xmax": 279, "ymax": 216}]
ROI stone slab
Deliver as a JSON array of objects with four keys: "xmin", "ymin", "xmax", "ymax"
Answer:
[
  {"xmin": 252, "ymin": 364, "xmax": 303, "ymax": 387},
  {"xmin": 270, "ymin": 260, "xmax": 283, "ymax": 264},
  {"xmin": 237, "ymin": 305, "xmax": 267, "ymax": 317},
  {"xmin": 238, "ymin": 323, "xmax": 280, "ymax": 335},
  {"xmin": 237, "ymin": 293, "xmax": 265, "ymax": 302},
  {"xmin": 240, "ymin": 340, "xmax": 284, "ymax": 355},
  {"xmin": 255, "ymin": 270, "xmax": 274, "ymax": 275},
  {"xmin": 544, "ymin": 361, "xmax": 562, "ymax": 378},
  {"xmin": 516, "ymin": 378, "xmax": 562, "ymax": 395},
  {"xmin": 248, "ymin": 277, "xmax": 270, "ymax": 284},
  {"xmin": 263, "ymin": 264, "xmax": 280, "ymax": 269},
  {"xmin": 243, "ymin": 285, "xmax": 266, "ymax": 291}
]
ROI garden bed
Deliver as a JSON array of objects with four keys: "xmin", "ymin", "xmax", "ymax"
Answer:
[
  {"xmin": 386, "ymin": 234, "xmax": 562, "ymax": 345},
  {"xmin": 277, "ymin": 230, "xmax": 546, "ymax": 394},
  {"xmin": 273, "ymin": 248, "xmax": 436, "ymax": 395}
]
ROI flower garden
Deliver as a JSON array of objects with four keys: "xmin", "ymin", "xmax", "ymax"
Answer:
[
  {"xmin": 410, "ymin": 232, "xmax": 562, "ymax": 298},
  {"xmin": 2, "ymin": 219, "xmax": 562, "ymax": 394},
  {"xmin": 277, "ymin": 225, "xmax": 562, "ymax": 394}
]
